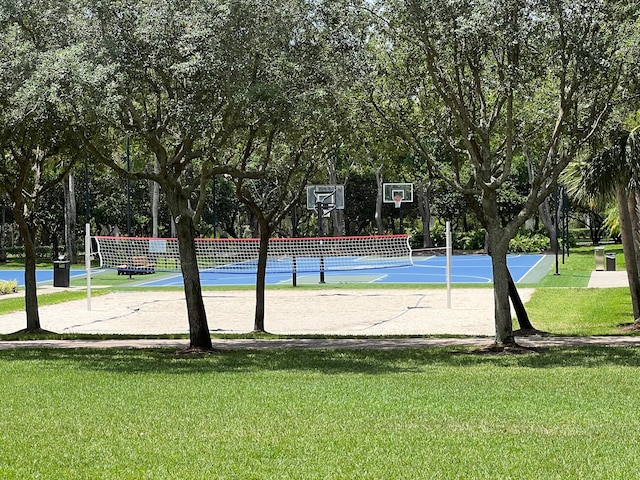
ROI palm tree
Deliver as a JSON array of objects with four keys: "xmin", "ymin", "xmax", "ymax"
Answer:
[{"xmin": 564, "ymin": 126, "xmax": 640, "ymax": 322}]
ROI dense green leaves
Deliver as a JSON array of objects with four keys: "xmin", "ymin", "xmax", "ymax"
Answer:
[
  {"xmin": 363, "ymin": 0, "xmax": 639, "ymax": 343},
  {"xmin": 0, "ymin": 0, "xmax": 638, "ymax": 342}
]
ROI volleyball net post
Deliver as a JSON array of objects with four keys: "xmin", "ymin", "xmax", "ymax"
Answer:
[{"xmin": 85, "ymin": 223, "xmax": 91, "ymax": 311}]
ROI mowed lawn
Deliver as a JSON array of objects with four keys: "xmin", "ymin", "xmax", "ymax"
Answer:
[{"xmin": 2, "ymin": 347, "xmax": 640, "ymax": 479}]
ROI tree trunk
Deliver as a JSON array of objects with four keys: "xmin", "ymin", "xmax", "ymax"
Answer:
[
  {"xmin": 172, "ymin": 201, "xmax": 212, "ymax": 350},
  {"xmin": 151, "ymin": 159, "xmax": 160, "ymax": 237},
  {"xmin": 374, "ymin": 167, "xmax": 384, "ymax": 234},
  {"xmin": 12, "ymin": 206, "xmax": 41, "ymax": 332},
  {"xmin": 63, "ymin": 170, "xmax": 77, "ymax": 263},
  {"xmin": 617, "ymin": 187, "xmax": 640, "ymax": 320},
  {"xmin": 472, "ymin": 189, "xmax": 536, "ymax": 336},
  {"xmin": 253, "ymin": 222, "xmax": 270, "ymax": 333},
  {"xmin": 328, "ymin": 162, "xmax": 345, "ymax": 236},
  {"xmin": 0, "ymin": 206, "xmax": 5, "ymax": 262},
  {"xmin": 170, "ymin": 217, "xmax": 177, "ymax": 237},
  {"xmin": 415, "ymin": 179, "xmax": 433, "ymax": 248},
  {"xmin": 538, "ymin": 197, "xmax": 559, "ymax": 253},
  {"xmin": 630, "ymin": 191, "xmax": 640, "ymax": 290},
  {"xmin": 526, "ymin": 148, "xmax": 558, "ymax": 252},
  {"xmin": 487, "ymin": 228, "xmax": 517, "ymax": 346},
  {"xmin": 509, "ymin": 269, "xmax": 536, "ymax": 332}
]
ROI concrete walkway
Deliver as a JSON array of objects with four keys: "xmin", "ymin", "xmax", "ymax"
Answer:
[
  {"xmin": 2, "ymin": 335, "xmax": 640, "ymax": 350},
  {"xmin": 587, "ymin": 270, "xmax": 629, "ymax": 288}
]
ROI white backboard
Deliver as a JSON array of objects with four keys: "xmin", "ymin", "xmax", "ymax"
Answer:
[{"xmin": 306, "ymin": 185, "xmax": 345, "ymax": 210}]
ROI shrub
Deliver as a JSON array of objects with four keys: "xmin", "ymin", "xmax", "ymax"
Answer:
[
  {"xmin": 454, "ymin": 229, "xmax": 486, "ymax": 250},
  {"xmin": 0, "ymin": 280, "xmax": 18, "ymax": 295},
  {"xmin": 411, "ymin": 225, "xmax": 488, "ymax": 251},
  {"xmin": 414, "ymin": 225, "xmax": 550, "ymax": 253},
  {"xmin": 570, "ymin": 228, "xmax": 591, "ymax": 242},
  {"xmin": 509, "ymin": 231, "xmax": 550, "ymax": 253},
  {"xmin": 429, "ymin": 224, "xmax": 446, "ymax": 248},
  {"xmin": 409, "ymin": 225, "xmax": 446, "ymax": 248}
]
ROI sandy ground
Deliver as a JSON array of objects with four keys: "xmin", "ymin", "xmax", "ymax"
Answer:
[
  {"xmin": 0, "ymin": 287, "xmax": 533, "ymax": 337},
  {"xmin": 0, "ymin": 270, "xmax": 628, "ymax": 339}
]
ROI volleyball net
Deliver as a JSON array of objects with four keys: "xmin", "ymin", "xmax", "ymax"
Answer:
[{"xmin": 93, "ymin": 235, "xmax": 413, "ymax": 274}]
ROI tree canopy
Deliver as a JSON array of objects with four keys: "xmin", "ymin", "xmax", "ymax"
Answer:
[
  {"xmin": 0, "ymin": 0, "xmax": 638, "ymax": 346},
  {"xmin": 365, "ymin": 0, "xmax": 638, "ymax": 345}
]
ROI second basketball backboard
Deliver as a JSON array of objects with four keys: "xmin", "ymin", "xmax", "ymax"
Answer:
[{"xmin": 383, "ymin": 183, "xmax": 413, "ymax": 207}]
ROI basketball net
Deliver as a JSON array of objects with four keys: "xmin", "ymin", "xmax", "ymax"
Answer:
[{"xmin": 393, "ymin": 195, "xmax": 403, "ymax": 208}]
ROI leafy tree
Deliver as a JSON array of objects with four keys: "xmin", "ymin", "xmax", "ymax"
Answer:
[
  {"xmin": 564, "ymin": 18, "xmax": 640, "ymax": 322},
  {"xmin": 343, "ymin": 169, "xmax": 379, "ymax": 235},
  {"xmin": 229, "ymin": 0, "xmax": 363, "ymax": 331},
  {"xmin": 76, "ymin": 0, "xmax": 362, "ymax": 347},
  {"xmin": 366, "ymin": 0, "xmax": 637, "ymax": 346},
  {"xmin": 0, "ymin": 1, "xmax": 80, "ymax": 332},
  {"xmin": 233, "ymin": 132, "xmax": 320, "ymax": 332},
  {"xmin": 78, "ymin": 0, "xmax": 293, "ymax": 350},
  {"xmin": 199, "ymin": 175, "xmax": 241, "ymax": 238},
  {"xmin": 79, "ymin": 160, "xmax": 158, "ymax": 237}
]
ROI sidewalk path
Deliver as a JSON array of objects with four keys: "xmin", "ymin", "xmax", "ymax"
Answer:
[
  {"xmin": 588, "ymin": 270, "xmax": 629, "ymax": 287},
  {"xmin": 2, "ymin": 336, "xmax": 640, "ymax": 350}
]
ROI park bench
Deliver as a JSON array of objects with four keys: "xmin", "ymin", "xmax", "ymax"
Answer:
[{"xmin": 117, "ymin": 255, "xmax": 155, "ymax": 278}]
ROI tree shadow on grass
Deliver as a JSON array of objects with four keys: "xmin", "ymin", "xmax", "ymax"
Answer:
[{"xmin": 2, "ymin": 346, "xmax": 640, "ymax": 375}]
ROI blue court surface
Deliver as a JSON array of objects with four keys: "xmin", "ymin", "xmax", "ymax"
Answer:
[
  {"xmin": 136, "ymin": 253, "xmax": 551, "ymax": 287},
  {"xmin": 0, "ymin": 269, "xmax": 86, "ymax": 287}
]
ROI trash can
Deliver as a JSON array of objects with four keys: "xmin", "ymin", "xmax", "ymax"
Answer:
[
  {"xmin": 595, "ymin": 246, "xmax": 605, "ymax": 271},
  {"xmin": 605, "ymin": 253, "xmax": 616, "ymax": 271},
  {"xmin": 53, "ymin": 260, "xmax": 70, "ymax": 287}
]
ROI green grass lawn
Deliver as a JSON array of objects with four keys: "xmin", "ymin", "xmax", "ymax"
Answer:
[
  {"xmin": 521, "ymin": 245, "xmax": 635, "ymax": 335},
  {"xmin": 2, "ymin": 347, "xmax": 640, "ymax": 479},
  {"xmin": 536, "ymin": 244, "xmax": 624, "ymax": 287},
  {"xmin": 524, "ymin": 287, "xmax": 634, "ymax": 335},
  {"xmin": 0, "ymin": 248, "xmax": 638, "ymax": 478}
]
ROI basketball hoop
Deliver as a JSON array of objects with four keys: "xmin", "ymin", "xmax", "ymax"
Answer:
[
  {"xmin": 322, "ymin": 203, "xmax": 336, "ymax": 217},
  {"xmin": 393, "ymin": 195, "xmax": 403, "ymax": 209}
]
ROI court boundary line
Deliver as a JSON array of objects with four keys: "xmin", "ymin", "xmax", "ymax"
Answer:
[{"xmin": 516, "ymin": 254, "xmax": 554, "ymax": 283}]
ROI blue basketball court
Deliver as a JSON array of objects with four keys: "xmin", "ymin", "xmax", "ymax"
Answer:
[
  {"xmin": 0, "ymin": 254, "xmax": 551, "ymax": 288},
  {"xmin": 0, "ymin": 269, "xmax": 87, "ymax": 287},
  {"xmin": 135, "ymin": 253, "xmax": 551, "ymax": 287}
]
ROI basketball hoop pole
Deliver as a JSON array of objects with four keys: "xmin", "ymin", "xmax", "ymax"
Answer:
[
  {"xmin": 306, "ymin": 185, "xmax": 344, "ymax": 285},
  {"xmin": 315, "ymin": 201, "xmax": 325, "ymax": 237},
  {"xmin": 315, "ymin": 201, "xmax": 326, "ymax": 284},
  {"xmin": 394, "ymin": 196, "xmax": 404, "ymax": 234}
]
